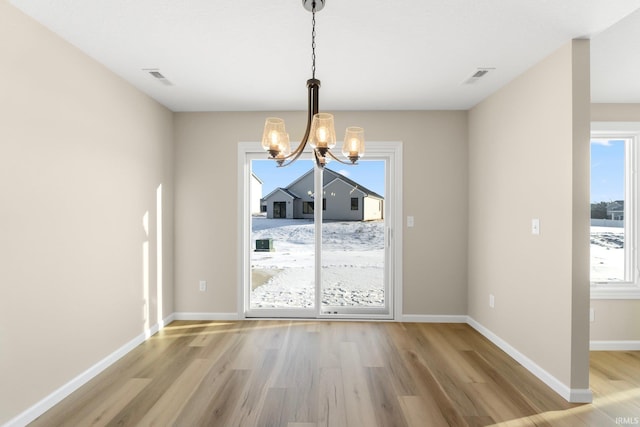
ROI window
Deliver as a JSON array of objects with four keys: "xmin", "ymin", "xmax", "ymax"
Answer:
[
  {"xmin": 303, "ymin": 200, "xmax": 325, "ymax": 213},
  {"xmin": 590, "ymin": 126, "xmax": 640, "ymax": 299},
  {"xmin": 303, "ymin": 201, "xmax": 314, "ymax": 214},
  {"xmin": 351, "ymin": 197, "xmax": 359, "ymax": 210}
]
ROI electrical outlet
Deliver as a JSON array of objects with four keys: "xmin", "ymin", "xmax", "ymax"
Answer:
[
  {"xmin": 489, "ymin": 294, "xmax": 495, "ymax": 308},
  {"xmin": 199, "ymin": 280, "xmax": 207, "ymax": 291}
]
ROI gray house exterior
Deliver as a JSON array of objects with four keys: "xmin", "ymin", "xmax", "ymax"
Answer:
[
  {"xmin": 607, "ymin": 200, "xmax": 624, "ymax": 220},
  {"xmin": 261, "ymin": 168, "xmax": 384, "ymax": 221}
]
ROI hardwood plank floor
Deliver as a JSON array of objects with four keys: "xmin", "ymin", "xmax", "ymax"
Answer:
[{"xmin": 29, "ymin": 321, "xmax": 640, "ymax": 426}]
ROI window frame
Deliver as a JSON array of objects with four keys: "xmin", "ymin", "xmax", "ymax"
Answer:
[
  {"xmin": 591, "ymin": 123, "xmax": 640, "ymax": 300},
  {"xmin": 351, "ymin": 197, "xmax": 359, "ymax": 210}
]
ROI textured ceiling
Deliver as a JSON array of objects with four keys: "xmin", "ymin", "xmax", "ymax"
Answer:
[{"xmin": 8, "ymin": 0, "xmax": 640, "ymax": 112}]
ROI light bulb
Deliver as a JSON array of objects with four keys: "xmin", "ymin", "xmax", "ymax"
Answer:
[
  {"xmin": 262, "ymin": 117, "xmax": 286, "ymax": 156},
  {"xmin": 316, "ymin": 126, "xmax": 328, "ymax": 145},
  {"xmin": 342, "ymin": 127, "xmax": 364, "ymax": 162},
  {"xmin": 309, "ymin": 113, "xmax": 336, "ymax": 150},
  {"xmin": 349, "ymin": 138, "xmax": 359, "ymax": 153},
  {"xmin": 269, "ymin": 131, "xmax": 279, "ymax": 148}
]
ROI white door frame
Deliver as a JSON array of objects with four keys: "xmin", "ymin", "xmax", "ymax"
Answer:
[{"xmin": 237, "ymin": 141, "xmax": 403, "ymax": 320}]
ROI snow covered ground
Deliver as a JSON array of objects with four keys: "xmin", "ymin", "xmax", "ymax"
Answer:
[
  {"xmin": 590, "ymin": 226, "xmax": 624, "ymax": 282},
  {"xmin": 250, "ymin": 218, "xmax": 385, "ymax": 309},
  {"xmin": 250, "ymin": 220, "xmax": 624, "ymax": 309}
]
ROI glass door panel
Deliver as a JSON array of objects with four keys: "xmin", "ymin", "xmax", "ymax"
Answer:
[
  {"xmin": 320, "ymin": 161, "xmax": 387, "ymax": 315},
  {"xmin": 248, "ymin": 159, "xmax": 316, "ymax": 314}
]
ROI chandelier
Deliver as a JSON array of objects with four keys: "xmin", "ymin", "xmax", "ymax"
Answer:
[{"xmin": 261, "ymin": 0, "xmax": 364, "ymax": 168}]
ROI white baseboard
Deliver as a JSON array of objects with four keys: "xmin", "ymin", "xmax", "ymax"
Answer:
[
  {"xmin": 172, "ymin": 312, "xmax": 240, "ymax": 321},
  {"xmin": 162, "ymin": 312, "xmax": 176, "ymax": 327},
  {"xmin": 590, "ymin": 340, "xmax": 640, "ymax": 351},
  {"xmin": 569, "ymin": 388, "xmax": 595, "ymax": 403},
  {"xmin": 4, "ymin": 315, "xmax": 174, "ymax": 427},
  {"xmin": 400, "ymin": 314, "xmax": 468, "ymax": 323},
  {"xmin": 467, "ymin": 317, "xmax": 593, "ymax": 404}
]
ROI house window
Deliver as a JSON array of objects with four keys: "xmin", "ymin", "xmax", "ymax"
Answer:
[
  {"xmin": 260, "ymin": 205, "xmax": 267, "ymax": 213},
  {"xmin": 303, "ymin": 201, "xmax": 314, "ymax": 214},
  {"xmin": 304, "ymin": 200, "xmax": 325, "ymax": 213},
  {"xmin": 590, "ymin": 133, "xmax": 639, "ymax": 298},
  {"xmin": 351, "ymin": 197, "xmax": 359, "ymax": 210}
]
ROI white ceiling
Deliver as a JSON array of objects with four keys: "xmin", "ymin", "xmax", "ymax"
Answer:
[{"xmin": 8, "ymin": 0, "xmax": 640, "ymax": 112}]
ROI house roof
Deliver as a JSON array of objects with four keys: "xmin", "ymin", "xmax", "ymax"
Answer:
[
  {"xmin": 324, "ymin": 169, "xmax": 384, "ymax": 200},
  {"xmin": 261, "ymin": 187, "xmax": 300, "ymax": 201},
  {"xmin": 280, "ymin": 167, "xmax": 384, "ymax": 200},
  {"xmin": 607, "ymin": 200, "xmax": 624, "ymax": 211}
]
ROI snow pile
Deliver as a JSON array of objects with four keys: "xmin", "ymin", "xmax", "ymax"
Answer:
[
  {"xmin": 590, "ymin": 231, "xmax": 623, "ymax": 249},
  {"xmin": 250, "ymin": 218, "xmax": 384, "ymax": 309}
]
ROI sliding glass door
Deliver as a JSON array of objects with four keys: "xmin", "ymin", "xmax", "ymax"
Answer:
[{"xmin": 241, "ymin": 144, "xmax": 400, "ymax": 319}]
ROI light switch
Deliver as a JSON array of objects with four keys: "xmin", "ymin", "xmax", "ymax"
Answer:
[
  {"xmin": 407, "ymin": 216, "xmax": 414, "ymax": 227},
  {"xmin": 531, "ymin": 218, "xmax": 540, "ymax": 235}
]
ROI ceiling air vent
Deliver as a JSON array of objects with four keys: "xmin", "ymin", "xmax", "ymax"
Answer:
[
  {"xmin": 463, "ymin": 68, "xmax": 494, "ymax": 85},
  {"xmin": 143, "ymin": 69, "xmax": 173, "ymax": 86}
]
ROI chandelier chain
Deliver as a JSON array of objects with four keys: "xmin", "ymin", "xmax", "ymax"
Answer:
[{"xmin": 311, "ymin": 4, "xmax": 316, "ymax": 79}]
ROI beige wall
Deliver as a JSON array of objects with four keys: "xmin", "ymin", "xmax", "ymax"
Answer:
[
  {"xmin": 173, "ymin": 110, "xmax": 468, "ymax": 316},
  {"xmin": 592, "ymin": 103, "xmax": 640, "ymax": 122},
  {"xmin": 468, "ymin": 40, "xmax": 591, "ymax": 391},
  {"xmin": 590, "ymin": 103, "xmax": 640, "ymax": 342},
  {"xmin": 590, "ymin": 300, "xmax": 640, "ymax": 341},
  {"xmin": 0, "ymin": 3, "xmax": 174, "ymax": 424}
]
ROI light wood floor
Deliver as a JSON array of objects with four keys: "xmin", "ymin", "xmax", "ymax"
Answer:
[{"xmin": 30, "ymin": 321, "xmax": 640, "ymax": 426}]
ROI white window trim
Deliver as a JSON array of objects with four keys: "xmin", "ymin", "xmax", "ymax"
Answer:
[{"xmin": 591, "ymin": 122, "xmax": 640, "ymax": 299}]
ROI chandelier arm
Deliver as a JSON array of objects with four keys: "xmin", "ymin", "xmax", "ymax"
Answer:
[
  {"xmin": 276, "ymin": 130, "xmax": 309, "ymax": 167},
  {"xmin": 326, "ymin": 149, "xmax": 358, "ymax": 165}
]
